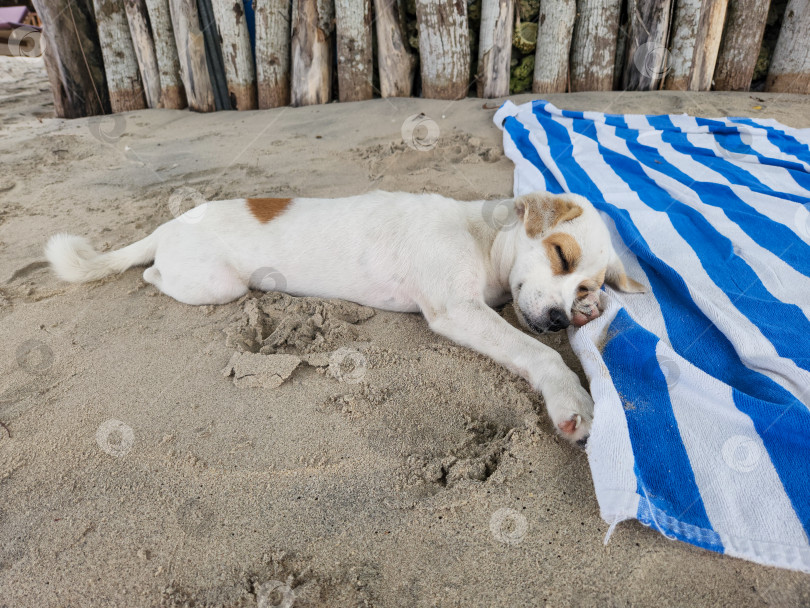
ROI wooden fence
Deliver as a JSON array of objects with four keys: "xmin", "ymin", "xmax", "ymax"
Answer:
[{"xmin": 30, "ymin": 0, "xmax": 810, "ymax": 118}]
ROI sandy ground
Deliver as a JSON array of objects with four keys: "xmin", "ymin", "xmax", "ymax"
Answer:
[{"xmin": 1, "ymin": 56, "xmax": 809, "ymax": 607}]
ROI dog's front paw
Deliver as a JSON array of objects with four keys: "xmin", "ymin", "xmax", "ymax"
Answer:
[{"xmin": 544, "ymin": 380, "xmax": 594, "ymax": 446}]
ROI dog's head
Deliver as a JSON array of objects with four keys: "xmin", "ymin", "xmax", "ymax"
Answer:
[{"xmin": 509, "ymin": 191, "xmax": 645, "ymax": 334}]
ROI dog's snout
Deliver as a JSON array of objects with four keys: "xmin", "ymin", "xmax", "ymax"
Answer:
[
  {"xmin": 548, "ymin": 307, "xmax": 570, "ymax": 332},
  {"xmin": 524, "ymin": 306, "xmax": 570, "ymax": 334}
]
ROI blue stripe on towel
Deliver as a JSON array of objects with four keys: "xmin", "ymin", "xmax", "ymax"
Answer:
[
  {"xmin": 602, "ymin": 309, "xmax": 722, "ymax": 550},
  {"xmin": 502, "ymin": 116, "xmax": 563, "ymax": 193}
]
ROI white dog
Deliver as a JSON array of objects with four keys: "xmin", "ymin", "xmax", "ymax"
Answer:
[{"xmin": 45, "ymin": 191, "xmax": 644, "ymax": 444}]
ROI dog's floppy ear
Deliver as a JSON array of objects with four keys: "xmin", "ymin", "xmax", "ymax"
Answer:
[
  {"xmin": 605, "ymin": 250, "xmax": 647, "ymax": 293},
  {"xmin": 515, "ymin": 192, "xmax": 583, "ymax": 238}
]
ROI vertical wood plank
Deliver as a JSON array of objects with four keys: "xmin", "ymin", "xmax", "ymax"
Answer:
[
  {"xmin": 124, "ymin": 0, "xmax": 162, "ymax": 107},
  {"xmin": 335, "ymin": 0, "xmax": 374, "ymax": 101},
  {"xmin": 415, "ymin": 0, "xmax": 470, "ymax": 99},
  {"xmin": 255, "ymin": 0, "xmax": 292, "ymax": 107},
  {"xmin": 169, "ymin": 0, "xmax": 216, "ymax": 111},
  {"xmin": 93, "ymin": 0, "xmax": 148, "ymax": 112},
  {"xmin": 290, "ymin": 0, "xmax": 334, "ymax": 106},
  {"xmin": 688, "ymin": 0, "xmax": 729, "ymax": 91},
  {"xmin": 211, "ymin": 0, "xmax": 257, "ymax": 109},
  {"xmin": 570, "ymin": 0, "xmax": 622, "ymax": 91},
  {"xmin": 766, "ymin": 0, "xmax": 810, "ymax": 94},
  {"xmin": 622, "ymin": 0, "xmax": 673, "ymax": 90},
  {"xmin": 373, "ymin": 0, "xmax": 415, "ymax": 97},
  {"xmin": 713, "ymin": 0, "xmax": 770, "ymax": 91},
  {"xmin": 32, "ymin": 0, "xmax": 110, "ymax": 117},
  {"xmin": 664, "ymin": 0, "xmax": 700, "ymax": 90},
  {"xmin": 144, "ymin": 0, "xmax": 187, "ymax": 108},
  {"xmin": 532, "ymin": 0, "xmax": 575, "ymax": 93},
  {"xmin": 477, "ymin": 0, "xmax": 514, "ymax": 98}
]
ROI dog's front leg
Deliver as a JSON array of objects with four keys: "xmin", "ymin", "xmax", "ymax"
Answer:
[{"xmin": 426, "ymin": 299, "xmax": 593, "ymax": 444}]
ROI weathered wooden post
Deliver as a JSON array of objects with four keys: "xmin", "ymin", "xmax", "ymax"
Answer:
[
  {"xmin": 664, "ymin": 0, "xmax": 700, "ymax": 90},
  {"xmin": 570, "ymin": 0, "xmax": 622, "ymax": 91},
  {"xmin": 291, "ymin": 0, "xmax": 334, "ymax": 106},
  {"xmin": 414, "ymin": 0, "xmax": 470, "ymax": 99},
  {"xmin": 255, "ymin": 0, "xmax": 292, "ymax": 107},
  {"xmin": 688, "ymin": 0, "xmax": 729, "ymax": 90},
  {"xmin": 93, "ymin": 0, "xmax": 147, "ymax": 112},
  {"xmin": 144, "ymin": 0, "xmax": 187, "ymax": 108},
  {"xmin": 477, "ymin": 0, "xmax": 513, "ymax": 98},
  {"xmin": 31, "ymin": 0, "xmax": 110, "ymax": 117},
  {"xmin": 168, "ymin": 0, "xmax": 216, "ymax": 111},
  {"xmin": 211, "ymin": 0, "xmax": 257, "ymax": 109},
  {"xmin": 373, "ymin": 0, "xmax": 415, "ymax": 97},
  {"xmin": 124, "ymin": 0, "xmax": 162, "ymax": 108},
  {"xmin": 713, "ymin": 0, "xmax": 770, "ymax": 91},
  {"xmin": 335, "ymin": 0, "xmax": 374, "ymax": 101},
  {"xmin": 622, "ymin": 0, "xmax": 672, "ymax": 90},
  {"xmin": 766, "ymin": 0, "xmax": 810, "ymax": 94},
  {"xmin": 532, "ymin": 0, "xmax": 575, "ymax": 93}
]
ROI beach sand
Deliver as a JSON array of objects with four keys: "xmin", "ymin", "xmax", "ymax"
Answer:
[{"xmin": 1, "ymin": 56, "xmax": 809, "ymax": 607}]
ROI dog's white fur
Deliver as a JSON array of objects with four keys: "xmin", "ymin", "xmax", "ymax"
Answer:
[{"xmin": 45, "ymin": 190, "xmax": 644, "ymax": 444}]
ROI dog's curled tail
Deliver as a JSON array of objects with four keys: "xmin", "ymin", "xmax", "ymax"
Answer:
[{"xmin": 45, "ymin": 232, "xmax": 158, "ymax": 283}]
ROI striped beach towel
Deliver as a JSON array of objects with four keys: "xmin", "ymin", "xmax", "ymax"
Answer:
[{"xmin": 494, "ymin": 100, "xmax": 810, "ymax": 572}]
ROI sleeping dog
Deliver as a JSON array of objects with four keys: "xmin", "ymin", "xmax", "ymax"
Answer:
[{"xmin": 45, "ymin": 191, "xmax": 644, "ymax": 444}]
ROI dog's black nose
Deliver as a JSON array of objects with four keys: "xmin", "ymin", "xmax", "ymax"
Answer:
[{"xmin": 547, "ymin": 307, "xmax": 570, "ymax": 332}]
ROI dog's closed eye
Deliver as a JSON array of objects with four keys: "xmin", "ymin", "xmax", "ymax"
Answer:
[{"xmin": 554, "ymin": 245, "xmax": 570, "ymax": 273}]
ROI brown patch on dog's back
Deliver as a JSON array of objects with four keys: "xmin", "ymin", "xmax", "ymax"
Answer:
[
  {"xmin": 246, "ymin": 197, "xmax": 292, "ymax": 223},
  {"xmin": 543, "ymin": 233, "xmax": 582, "ymax": 275}
]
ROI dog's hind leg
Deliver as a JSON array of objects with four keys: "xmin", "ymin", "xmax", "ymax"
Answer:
[{"xmin": 143, "ymin": 262, "xmax": 247, "ymax": 305}]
